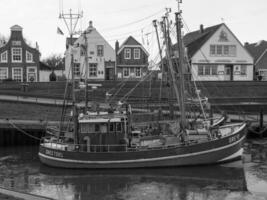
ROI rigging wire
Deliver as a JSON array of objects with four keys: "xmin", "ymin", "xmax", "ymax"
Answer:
[
  {"xmin": 7, "ymin": 120, "xmax": 41, "ymax": 141},
  {"xmin": 99, "ymin": 9, "xmax": 164, "ymax": 32}
]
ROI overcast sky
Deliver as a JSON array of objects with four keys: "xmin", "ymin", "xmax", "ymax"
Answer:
[{"xmin": 0, "ymin": 0, "xmax": 266, "ymax": 61}]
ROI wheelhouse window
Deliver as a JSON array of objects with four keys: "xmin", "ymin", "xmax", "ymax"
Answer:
[
  {"xmin": 210, "ymin": 45, "xmax": 236, "ymax": 57},
  {"xmin": 124, "ymin": 48, "xmax": 131, "ymax": 59},
  {"xmin": 198, "ymin": 65, "xmax": 218, "ymax": 76},
  {"xmin": 12, "ymin": 68, "xmax": 23, "ymax": 82},
  {"xmin": 26, "ymin": 51, "xmax": 33, "ymax": 62},
  {"xmin": 0, "ymin": 51, "xmax": 8, "ymax": 63},
  {"xmin": 97, "ymin": 45, "xmax": 104, "ymax": 57},
  {"xmin": 133, "ymin": 48, "xmax": 140, "ymax": 59},
  {"xmin": 12, "ymin": 48, "xmax": 22, "ymax": 62},
  {"xmin": 89, "ymin": 63, "xmax": 97, "ymax": 77},
  {"xmin": 123, "ymin": 68, "xmax": 130, "ymax": 77},
  {"xmin": 0, "ymin": 68, "xmax": 8, "ymax": 80}
]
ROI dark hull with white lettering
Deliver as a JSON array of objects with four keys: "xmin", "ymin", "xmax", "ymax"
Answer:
[{"xmin": 38, "ymin": 123, "xmax": 246, "ymax": 169}]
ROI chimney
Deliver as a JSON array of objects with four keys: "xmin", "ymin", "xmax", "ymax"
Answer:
[
  {"xmin": 89, "ymin": 21, "xmax": 93, "ymax": 28},
  {"xmin": 200, "ymin": 24, "xmax": 204, "ymax": 33}
]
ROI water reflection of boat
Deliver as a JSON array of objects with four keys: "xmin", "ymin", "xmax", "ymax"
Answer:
[{"xmin": 38, "ymin": 162, "xmax": 247, "ymax": 199}]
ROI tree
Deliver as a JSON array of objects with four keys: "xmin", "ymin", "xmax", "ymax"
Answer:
[{"xmin": 42, "ymin": 54, "xmax": 64, "ymax": 70}]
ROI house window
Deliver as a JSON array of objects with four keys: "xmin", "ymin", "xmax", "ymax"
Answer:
[
  {"xmin": 240, "ymin": 65, "xmax": 247, "ymax": 75},
  {"xmin": 12, "ymin": 48, "xmax": 22, "ymax": 62},
  {"xmin": 210, "ymin": 45, "xmax": 236, "ymax": 57},
  {"xmin": 210, "ymin": 45, "xmax": 216, "ymax": 56},
  {"xmin": 73, "ymin": 63, "xmax": 80, "ymax": 77},
  {"xmin": 134, "ymin": 49, "xmax": 140, "ymax": 59},
  {"xmin": 211, "ymin": 65, "xmax": 217, "ymax": 75},
  {"xmin": 0, "ymin": 51, "xmax": 8, "ymax": 63},
  {"xmin": 123, "ymin": 68, "xmax": 130, "ymax": 77},
  {"xmin": 97, "ymin": 45, "xmax": 104, "ymax": 57},
  {"xmin": 89, "ymin": 63, "xmax": 97, "ymax": 77},
  {"xmin": 27, "ymin": 67, "xmax": 37, "ymax": 82},
  {"xmin": 26, "ymin": 51, "xmax": 33, "ymax": 62},
  {"xmin": 0, "ymin": 68, "xmax": 8, "ymax": 80},
  {"xmin": 124, "ymin": 49, "xmax": 131, "ymax": 59},
  {"xmin": 135, "ymin": 67, "xmax": 141, "ymax": 77},
  {"xmin": 12, "ymin": 68, "xmax": 23, "ymax": 82},
  {"xmin": 198, "ymin": 65, "xmax": 217, "ymax": 76}
]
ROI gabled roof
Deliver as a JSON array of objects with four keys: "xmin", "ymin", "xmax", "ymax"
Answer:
[
  {"xmin": 173, "ymin": 23, "xmax": 223, "ymax": 58},
  {"xmin": 117, "ymin": 36, "xmax": 149, "ymax": 56},
  {"xmin": 120, "ymin": 36, "xmax": 141, "ymax": 46},
  {"xmin": 10, "ymin": 25, "xmax": 23, "ymax": 32},
  {"xmin": 245, "ymin": 40, "xmax": 267, "ymax": 64}
]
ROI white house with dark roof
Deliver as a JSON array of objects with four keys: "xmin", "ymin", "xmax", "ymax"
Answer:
[
  {"xmin": 176, "ymin": 23, "xmax": 254, "ymax": 81},
  {"xmin": 65, "ymin": 21, "xmax": 116, "ymax": 80}
]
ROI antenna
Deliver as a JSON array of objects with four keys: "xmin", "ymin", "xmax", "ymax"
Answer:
[{"xmin": 59, "ymin": 9, "xmax": 83, "ymax": 39}]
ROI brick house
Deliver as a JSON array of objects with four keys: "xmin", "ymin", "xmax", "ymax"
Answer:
[
  {"xmin": 0, "ymin": 25, "xmax": 40, "ymax": 82},
  {"xmin": 245, "ymin": 40, "xmax": 267, "ymax": 81},
  {"xmin": 115, "ymin": 36, "xmax": 149, "ymax": 80},
  {"xmin": 173, "ymin": 23, "xmax": 253, "ymax": 81}
]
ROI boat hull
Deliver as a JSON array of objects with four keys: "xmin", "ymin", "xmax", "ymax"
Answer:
[{"xmin": 39, "ymin": 124, "xmax": 246, "ymax": 169}]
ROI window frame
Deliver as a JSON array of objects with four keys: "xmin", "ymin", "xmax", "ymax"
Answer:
[
  {"xmin": 26, "ymin": 66, "xmax": 37, "ymax": 82},
  {"xmin": 89, "ymin": 63, "xmax": 97, "ymax": 77},
  {"xmin": 0, "ymin": 67, "xmax": 8, "ymax": 80},
  {"xmin": 73, "ymin": 63, "xmax": 81, "ymax": 77},
  {"xmin": 135, "ymin": 67, "xmax": 141, "ymax": 77},
  {"xmin": 133, "ymin": 48, "xmax": 140, "ymax": 59},
  {"xmin": 124, "ymin": 48, "xmax": 131, "ymax": 59},
  {"xmin": 210, "ymin": 45, "xmax": 236, "ymax": 57},
  {"xmin": 0, "ymin": 51, "xmax": 8, "ymax": 63},
  {"xmin": 240, "ymin": 65, "xmax": 247, "ymax": 75},
  {"xmin": 12, "ymin": 48, "xmax": 22, "ymax": 63},
  {"xmin": 198, "ymin": 65, "xmax": 217, "ymax": 76},
  {"xmin": 26, "ymin": 51, "xmax": 33, "ymax": 63},
  {"xmin": 123, "ymin": 68, "xmax": 130, "ymax": 78},
  {"xmin": 12, "ymin": 67, "xmax": 23, "ymax": 82},
  {"xmin": 97, "ymin": 45, "xmax": 104, "ymax": 57}
]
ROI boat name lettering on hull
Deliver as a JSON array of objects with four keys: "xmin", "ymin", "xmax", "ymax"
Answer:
[
  {"xmin": 228, "ymin": 134, "xmax": 240, "ymax": 144},
  {"xmin": 45, "ymin": 149, "xmax": 63, "ymax": 158}
]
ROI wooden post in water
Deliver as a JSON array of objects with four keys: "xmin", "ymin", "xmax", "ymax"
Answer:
[{"xmin": 260, "ymin": 109, "xmax": 263, "ymax": 129}]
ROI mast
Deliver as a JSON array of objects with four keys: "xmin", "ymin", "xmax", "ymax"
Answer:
[
  {"xmin": 59, "ymin": 9, "xmax": 83, "ymax": 144},
  {"xmin": 83, "ymin": 31, "xmax": 89, "ymax": 111},
  {"xmin": 175, "ymin": 1, "xmax": 187, "ymax": 129},
  {"xmin": 153, "ymin": 20, "xmax": 164, "ymax": 119},
  {"xmin": 161, "ymin": 17, "xmax": 182, "ymax": 124}
]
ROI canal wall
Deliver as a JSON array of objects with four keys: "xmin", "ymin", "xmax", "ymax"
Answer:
[{"xmin": 1, "ymin": 81, "xmax": 267, "ymax": 102}]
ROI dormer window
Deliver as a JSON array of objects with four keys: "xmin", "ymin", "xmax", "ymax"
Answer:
[
  {"xmin": 12, "ymin": 48, "xmax": 22, "ymax": 62},
  {"xmin": 26, "ymin": 51, "xmax": 33, "ymax": 62},
  {"xmin": 124, "ymin": 48, "xmax": 131, "ymax": 59},
  {"xmin": 0, "ymin": 51, "xmax": 8, "ymax": 63},
  {"xmin": 134, "ymin": 49, "xmax": 140, "ymax": 59}
]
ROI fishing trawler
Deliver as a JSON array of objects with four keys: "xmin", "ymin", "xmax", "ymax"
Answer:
[{"xmin": 39, "ymin": 2, "xmax": 247, "ymax": 169}]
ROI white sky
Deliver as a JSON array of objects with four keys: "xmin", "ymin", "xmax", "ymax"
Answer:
[{"xmin": 0, "ymin": 0, "xmax": 266, "ymax": 61}]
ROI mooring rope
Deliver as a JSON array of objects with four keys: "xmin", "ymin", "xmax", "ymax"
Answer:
[{"xmin": 6, "ymin": 120, "xmax": 41, "ymax": 141}]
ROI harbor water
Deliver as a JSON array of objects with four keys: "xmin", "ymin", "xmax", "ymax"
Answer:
[{"xmin": 0, "ymin": 140, "xmax": 266, "ymax": 200}]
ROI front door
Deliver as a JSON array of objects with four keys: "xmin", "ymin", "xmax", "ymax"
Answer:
[
  {"xmin": 105, "ymin": 68, "xmax": 114, "ymax": 80},
  {"xmin": 225, "ymin": 65, "xmax": 233, "ymax": 81}
]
